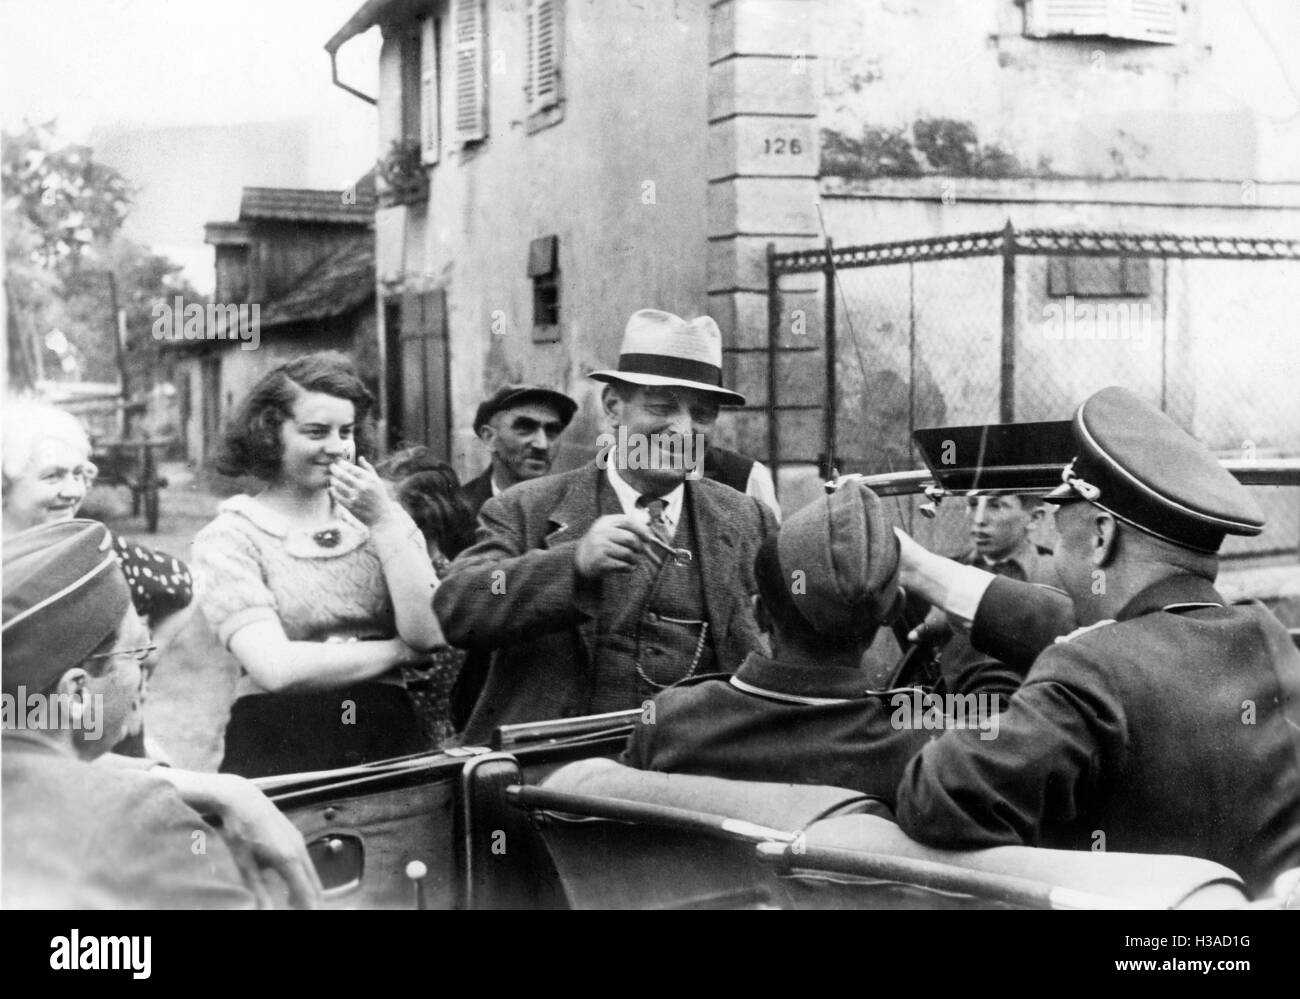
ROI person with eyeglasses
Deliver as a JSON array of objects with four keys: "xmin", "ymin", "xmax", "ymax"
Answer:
[
  {"xmin": 2, "ymin": 519, "xmax": 322, "ymax": 908},
  {"xmin": 2, "ymin": 400, "xmax": 194, "ymax": 759}
]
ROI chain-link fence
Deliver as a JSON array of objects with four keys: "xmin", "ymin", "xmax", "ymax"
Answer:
[{"xmin": 768, "ymin": 226, "xmax": 1300, "ymax": 562}]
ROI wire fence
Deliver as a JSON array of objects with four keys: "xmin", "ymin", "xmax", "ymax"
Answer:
[{"xmin": 768, "ymin": 225, "xmax": 1300, "ymax": 562}]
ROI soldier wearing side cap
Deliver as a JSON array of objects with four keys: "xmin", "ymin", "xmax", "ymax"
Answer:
[
  {"xmin": 623, "ymin": 482, "xmax": 944, "ymax": 802},
  {"xmin": 2, "ymin": 520, "xmax": 321, "ymax": 909},
  {"xmin": 893, "ymin": 386, "xmax": 1300, "ymax": 897}
]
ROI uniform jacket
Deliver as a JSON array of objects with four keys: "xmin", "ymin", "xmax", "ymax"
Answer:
[
  {"xmin": 622, "ymin": 652, "xmax": 940, "ymax": 804},
  {"xmin": 435, "ymin": 462, "xmax": 778, "ymax": 744},
  {"xmin": 897, "ymin": 573, "xmax": 1300, "ymax": 897},
  {"xmin": 1, "ymin": 731, "xmax": 255, "ymax": 909}
]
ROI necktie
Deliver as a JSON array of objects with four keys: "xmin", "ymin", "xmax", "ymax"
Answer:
[{"xmin": 636, "ymin": 495, "xmax": 675, "ymax": 551}]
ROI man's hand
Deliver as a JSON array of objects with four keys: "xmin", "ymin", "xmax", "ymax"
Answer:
[
  {"xmin": 208, "ymin": 774, "xmax": 324, "ymax": 909},
  {"xmin": 156, "ymin": 769, "xmax": 323, "ymax": 909},
  {"xmin": 908, "ymin": 605, "xmax": 956, "ymax": 645},
  {"xmin": 575, "ymin": 515, "xmax": 657, "ymax": 578}
]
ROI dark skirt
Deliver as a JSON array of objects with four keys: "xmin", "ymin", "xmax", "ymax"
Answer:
[{"xmin": 219, "ymin": 683, "xmax": 427, "ymax": 778}]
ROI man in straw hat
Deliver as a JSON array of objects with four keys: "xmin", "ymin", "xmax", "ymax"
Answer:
[
  {"xmin": 891, "ymin": 386, "xmax": 1300, "ymax": 898},
  {"xmin": 2, "ymin": 520, "xmax": 321, "ymax": 908},
  {"xmin": 436, "ymin": 309, "xmax": 778, "ymax": 744}
]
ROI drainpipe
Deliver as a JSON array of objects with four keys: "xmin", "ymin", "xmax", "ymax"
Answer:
[{"xmin": 328, "ymin": 47, "xmax": 377, "ymax": 106}]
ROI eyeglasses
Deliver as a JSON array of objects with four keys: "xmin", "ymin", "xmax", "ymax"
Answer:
[{"xmin": 84, "ymin": 643, "xmax": 157, "ymax": 665}]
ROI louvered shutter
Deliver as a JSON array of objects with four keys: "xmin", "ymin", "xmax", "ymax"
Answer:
[
  {"xmin": 454, "ymin": 0, "xmax": 486, "ymax": 145},
  {"xmin": 526, "ymin": 0, "xmax": 560, "ymax": 115},
  {"xmin": 1025, "ymin": 0, "xmax": 1178, "ymax": 44},
  {"xmin": 420, "ymin": 17, "xmax": 439, "ymax": 164},
  {"xmin": 1025, "ymin": 0, "xmax": 1113, "ymax": 38},
  {"xmin": 1119, "ymin": 0, "xmax": 1178, "ymax": 43}
]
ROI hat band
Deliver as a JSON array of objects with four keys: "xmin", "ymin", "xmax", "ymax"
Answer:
[{"xmin": 618, "ymin": 353, "xmax": 722, "ymax": 387}]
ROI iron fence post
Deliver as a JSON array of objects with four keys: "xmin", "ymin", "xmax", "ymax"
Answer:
[
  {"xmin": 766, "ymin": 242, "xmax": 780, "ymax": 497},
  {"xmin": 1000, "ymin": 220, "xmax": 1016, "ymax": 424},
  {"xmin": 824, "ymin": 239, "xmax": 837, "ymax": 477}
]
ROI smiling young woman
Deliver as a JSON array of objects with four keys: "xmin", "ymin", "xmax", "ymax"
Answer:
[{"xmin": 192, "ymin": 351, "xmax": 446, "ymax": 777}]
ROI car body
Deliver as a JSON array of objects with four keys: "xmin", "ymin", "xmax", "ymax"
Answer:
[{"xmin": 261, "ymin": 457, "xmax": 1300, "ymax": 910}]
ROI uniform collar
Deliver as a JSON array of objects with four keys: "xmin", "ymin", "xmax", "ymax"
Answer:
[
  {"xmin": 728, "ymin": 651, "xmax": 875, "ymax": 704},
  {"xmin": 1, "ymin": 728, "xmax": 75, "ymax": 758},
  {"xmin": 1115, "ymin": 572, "xmax": 1225, "ymax": 622},
  {"xmin": 606, "ymin": 462, "xmax": 685, "ymax": 528}
]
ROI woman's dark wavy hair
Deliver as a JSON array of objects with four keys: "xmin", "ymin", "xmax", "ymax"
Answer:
[
  {"xmin": 375, "ymin": 446, "xmax": 477, "ymax": 558},
  {"xmin": 215, "ymin": 351, "xmax": 377, "ymax": 481}
]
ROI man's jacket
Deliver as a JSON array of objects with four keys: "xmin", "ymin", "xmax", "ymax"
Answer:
[{"xmin": 435, "ymin": 463, "xmax": 777, "ymax": 744}]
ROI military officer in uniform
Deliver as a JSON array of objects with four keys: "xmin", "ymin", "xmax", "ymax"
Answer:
[
  {"xmin": 2, "ymin": 520, "xmax": 321, "ymax": 908},
  {"xmin": 892, "ymin": 386, "xmax": 1300, "ymax": 898}
]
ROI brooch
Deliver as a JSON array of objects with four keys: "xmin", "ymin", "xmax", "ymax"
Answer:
[{"xmin": 312, "ymin": 527, "xmax": 342, "ymax": 549}]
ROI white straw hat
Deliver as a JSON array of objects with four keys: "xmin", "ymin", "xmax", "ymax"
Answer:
[{"xmin": 589, "ymin": 309, "xmax": 745, "ymax": 406}]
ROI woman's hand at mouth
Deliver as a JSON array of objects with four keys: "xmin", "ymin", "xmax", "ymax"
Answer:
[{"xmin": 328, "ymin": 455, "xmax": 399, "ymax": 528}]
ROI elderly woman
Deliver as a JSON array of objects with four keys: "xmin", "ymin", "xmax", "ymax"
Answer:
[
  {"xmin": 192, "ymin": 352, "xmax": 444, "ymax": 777},
  {"xmin": 2, "ymin": 401, "xmax": 193, "ymax": 758}
]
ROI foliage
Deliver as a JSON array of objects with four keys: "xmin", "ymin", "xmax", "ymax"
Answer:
[
  {"xmin": 2, "ymin": 121, "xmax": 133, "ymax": 266},
  {"xmin": 3, "ymin": 122, "xmax": 203, "ymax": 391},
  {"xmin": 376, "ymin": 138, "xmax": 428, "ymax": 206},
  {"xmin": 823, "ymin": 117, "xmax": 1032, "ymax": 180}
]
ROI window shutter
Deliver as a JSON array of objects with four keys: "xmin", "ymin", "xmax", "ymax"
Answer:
[
  {"xmin": 420, "ymin": 17, "xmax": 439, "ymax": 164},
  {"xmin": 454, "ymin": 0, "xmax": 486, "ymax": 145},
  {"xmin": 1025, "ymin": 0, "xmax": 1178, "ymax": 44},
  {"xmin": 526, "ymin": 0, "xmax": 560, "ymax": 115},
  {"xmin": 1117, "ymin": 0, "xmax": 1178, "ymax": 43}
]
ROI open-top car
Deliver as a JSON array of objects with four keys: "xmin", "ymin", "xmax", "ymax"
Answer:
[{"xmin": 256, "ymin": 443, "xmax": 1300, "ymax": 911}]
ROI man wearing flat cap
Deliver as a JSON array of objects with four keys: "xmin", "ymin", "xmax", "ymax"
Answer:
[
  {"xmin": 461, "ymin": 384, "xmax": 578, "ymax": 517},
  {"xmin": 624, "ymin": 482, "xmax": 948, "ymax": 802},
  {"xmin": 437, "ymin": 310, "xmax": 777, "ymax": 744},
  {"xmin": 893, "ymin": 386, "xmax": 1300, "ymax": 897},
  {"xmin": 2, "ymin": 520, "xmax": 320, "ymax": 908}
]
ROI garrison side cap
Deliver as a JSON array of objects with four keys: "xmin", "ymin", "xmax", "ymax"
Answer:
[
  {"xmin": 1045, "ymin": 386, "xmax": 1265, "ymax": 553},
  {"xmin": 912, "ymin": 421, "xmax": 1075, "ymax": 494}
]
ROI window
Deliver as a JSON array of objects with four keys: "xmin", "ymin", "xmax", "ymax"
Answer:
[
  {"xmin": 529, "ymin": 235, "xmax": 560, "ymax": 340},
  {"xmin": 420, "ymin": 17, "xmax": 439, "ymax": 165},
  {"xmin": 453, "ymin": 0, "xmax": 487, "ymax": 146},
  {"xmin": 1048, "ymin": 257, "xmax": 1151, "ymax": 297},
  {"xmin": 526, "ymin": 0, "xmax": 563, "ymax": 123},
  {"xmin": 1023, "ymin": 0, "xmax": 1179, "ymax": 45}
]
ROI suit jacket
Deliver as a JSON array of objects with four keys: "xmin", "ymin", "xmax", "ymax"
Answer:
[
  {"xmin": 2, "ymin": 731, "xmax": 255, "ymax": 909},
  {"xmin": 435, "ymin": 462, "xmax": 778, "ymax": 744},
  {"xmin": 459, "ymin": 468, "xmax": 495, "ymax": 519},
  {"xmin": 898, "ymin": 573, "xmax": 1300, "ymax": 897}
]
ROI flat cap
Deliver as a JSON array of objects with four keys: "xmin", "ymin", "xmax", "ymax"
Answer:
[
  {"xmin": 1046, "ymin": 386, "xmax": 1264, "ymax": 553},
  {"xmin": 473, "ymin": 384, "xmax": 578, "ymax": 433},
  {"xmin": 778, "ymin": 481, "xmax": 902, "ymax": 636},
  {"xmin": 2, "ymin": 520, "xmax": 131, "ymax": 695}
]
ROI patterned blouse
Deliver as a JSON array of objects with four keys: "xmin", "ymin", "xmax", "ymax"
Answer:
[
  {"xmin": 191, "ymin": 495, "xmax": 463, "ymax": 747},
  {"xmin": 191, "ymin": 495, "xmax": 413, "ymax": 700}
]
